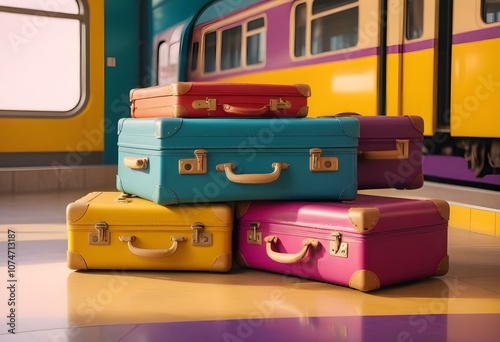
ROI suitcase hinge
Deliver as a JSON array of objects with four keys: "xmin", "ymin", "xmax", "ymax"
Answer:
[
  {"xmin": 191, "ymin": 222, "xmax": 213, "ymax": 247},
  {"xmin": 247, "ymin": 222, "xmax": 262, "ymax": 245},
  {"xmin": 330, "ymin": 232, "xmax": 348, "ymax": 258},
  {"xmin": 179, "ymin": 149, "xmax": 207, "ymax": 174},
  {"xmin": 89, "ymin": 221, "xmax": 110, "ymax": 246},
  {"xmin": 269, "ymin": 98, "xmax": 291, "ymax": 111},
  {"xmin": 309, "ymin": 148, "xmax": 339, "ymax": 172},
  {"xmin": 192, "ymin": 98, "xmax": 217, "ymax": 111}
]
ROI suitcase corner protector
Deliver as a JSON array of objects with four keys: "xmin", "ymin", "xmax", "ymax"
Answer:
[
  {"xmin": 210, "ymin": 204, "xmax": 234, "ymax": 225},
  {"xmin": 210, "ymin": 253, "xmax": 233, "ymax": 272},
  {"xmin": 235, "ymin": 201, "xmax": 252, "ymax": 218},
  {"xmin": 409, "ymin": 173, "xmax": 424, "ymax": 189},
  {"xmin": 407, "ymin": 115, "xmax": 425, "ymax": 134},
  {"xmin": 294, "ymin": 84, "xmax": 311, "ymax": 97},
  {"xmin": 67, "ymin": 251, "xmax": 88, "ymax": 270},
  {"xmin": 428, "ymin": 199, "xmax": 450, "ymax": 221},
  {"xmin": 66, "ymin": 201, "xmax": 91, "ymax": 223},
  {"xmin": 234, "ymin": 251, "xmax": 249, "ymax": 267},
  {"xmin": 349, "ymin": 270, "xmax": 380, "ymax": 292},
  {"xmin": 435, "ymin": 255, "xmax": 449, "ymax": 276},
  {"xmin": 347, "ymin": 207, "xmax": 380, "ymax": 233}
]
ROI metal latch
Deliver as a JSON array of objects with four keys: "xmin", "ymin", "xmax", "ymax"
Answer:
[
  {"xmin": 179, "ymin": 149, "xmax": 207, "ymax": 174},
  {"xmin": 309, "ymin": 148, "xmax": 339, "ymax": 172},
  {"xmin": 247, "ymin": 222, "xmax": 262, "ymax": 245},
  {"xmin": 330, "ymin": 232, "xmax": 348, "ymax": 258},
  {"xmin": 115, "ymin": 193, "xmax": 135, "ymax": 203},
  {"xmin": 191, "ymin": 222, "xmax": 212, "ymax": 247},
  {"xmin": 269, "ymin": 98, "xmax": 291, "ymax": 111},
  {"xmin": 192, "ymin": 98, "xmax": 217, "ymax": 111},
  {"xmin": 89, "ymin": 221, "xmax": 110, "ymax": 245}
]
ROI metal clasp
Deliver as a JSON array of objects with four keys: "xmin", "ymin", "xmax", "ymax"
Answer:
[
  {"xmin": 269, "ymin": 98, "xmax": 291, "ymax": 111},
  {"xmin": 192, "ymin": 97, "xmax": 217, "ymax": 111},
  {"xmin": 247, "ymin": 222, "xmax": 262, "ymax": 245},
  {"xmin": 309, "ymin": 148, "xmax": 339, "ymax": 172},
  {"xmin": 179, "ymin": 149, "xmax": 207, "ymax": 174},
  {"xmin": 330, "ymin": 232, "xmax": 348, "ymax": 258},
  {"xmin": 89, "ymin": 221, "xmax": 110, "ymax": 246},
  {"xmin": 191, "ymin": 222, "xmax": 212, "ymax": 247}
]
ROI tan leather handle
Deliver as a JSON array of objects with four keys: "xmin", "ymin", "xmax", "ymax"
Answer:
[
  {"xmin": 264, "ymin": 236, "xmax": 319, "ymax": 264},
  {"xmin": 363, "ymin": 139, "xmax": 409, "ymax": 160},
  {"xmin": 119, "ymin": 236, "xmax": 186, "ymax": 258},
  {"xmin": 215, "ymin": 162, "xmax": 289, "ymax": 184},
  {"xmin": 222, "ymin": 104, "xmax": 269, "ymax": 116},
  {"xmin": 124, "ymin": 157, "xmax": 149, "ymax": 169}
]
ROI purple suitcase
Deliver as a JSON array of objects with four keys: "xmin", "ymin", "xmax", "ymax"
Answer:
[
  {"xmin": 324, "ymin": 114, "xmax": 424, "ymax": 190},
  {"xmin": 236, "ymin": 195, "xmax": 449, "ymax": 291}
]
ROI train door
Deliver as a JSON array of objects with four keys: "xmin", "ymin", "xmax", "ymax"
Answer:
[{"xmin": 385, "ymin": 0, "xmax": 453, "ymax": 137}]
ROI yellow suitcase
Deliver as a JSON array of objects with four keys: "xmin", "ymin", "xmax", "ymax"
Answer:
[{"xmin": 66, "ymin": 192, "xmax": 233, "ymax": 272}]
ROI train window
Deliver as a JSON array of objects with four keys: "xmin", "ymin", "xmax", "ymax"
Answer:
[
  {"xmin": 191, "ymin": 42, "xmax": 199, "ymax": 71},
  {"xmin": 0, "ymin": 0, "xmax": 86, "ymax": 115},
  {"xmin": 204, "ymin": 31, "xmax": 217, "ymax": 73},
  {"xmin": 311, "ymin": 7, "xmax": 358, "ymax": 54},
  {"xmin": 158, "ymin": 41, "xmax": 169, "ymax": 84},
  {"xmin": 294, "ymin": 3, "xmax": 307, "ymax": 57},
  {"xmin": 312, "ymin": 0, "xmax": 357, "ymax": 14},
  {"xmin": 483, "ymin": 0, "xmax": 500, "ymax": 23},
  {"xmin": 406, "ymin": 0, "xmax": 424, "ymax": 40},
  {"xmin": 221, "ymin": 26, "xmax": 242, "ymax": 70},
  {"xmin": 246, "ymin": 17, "xmax": 265, "ymax": 66}
]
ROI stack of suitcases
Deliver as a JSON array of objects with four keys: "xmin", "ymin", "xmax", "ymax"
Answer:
[{"xmin": 66, "ymin": 82, "xmax": 449, "ymax": 292}]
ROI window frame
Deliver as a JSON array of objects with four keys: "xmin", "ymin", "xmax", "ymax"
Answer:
[
  {"xmin": 482, "ymin": 0, "xmax": 500, "ymax": 24},
  {"xmin": 291, "ymin": 0, "xmax": 359, "ymax": 59},
  {"xmin": 0, "ymin": 1, "xmax": 89, "ymax": 118},
  {"xmin": 405, "ymin": 0, "xmax": 424, "ymax": 40},
  {"xmin": 200, "ymin": 14, "xmax": 266, "ymax": 75}
]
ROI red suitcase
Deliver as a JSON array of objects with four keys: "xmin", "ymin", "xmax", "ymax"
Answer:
[
  {"xmin": 324, "ymin": 114, "xmax": 424, "ymax": 190},
  {"xmin": 236, "ymin": 195, "xmax": 449, "ymax": 292},
  {"xmin": 130, "ymin": 82, "xmax": 311, "ymax": 118}
]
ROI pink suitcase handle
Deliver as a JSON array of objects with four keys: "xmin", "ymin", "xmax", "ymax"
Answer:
[
  {"xmin": 215, "ymin": 162, "xmax": 289, "ymax": 184},
  {"xmin": 119, "ymin": 235, "xmax": 186, "ymax": 258},
  {"xmin": 222, "ymin": 104, "xmax": 269, "ymax": 116},
  {"xmin": 264, "ymin": 236, "xmax": 319, "ymax": 264}
]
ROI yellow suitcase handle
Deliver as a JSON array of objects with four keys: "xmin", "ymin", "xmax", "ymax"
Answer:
[
  {"xmin": 119, "ymin": 236, "xmax": 186, "ymax": 258},
  {"xmin": 264, "ymin": 236, "xmax": 318, "ymax": 264},
  {"xmin": 215, "ymin": 162, "xmax": 289, "ymax": 184}
]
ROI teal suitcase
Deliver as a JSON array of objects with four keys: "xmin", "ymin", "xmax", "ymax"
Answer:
[{"xmin": 116, "ymin": 117, "xmax": 359, "ymax": 205}]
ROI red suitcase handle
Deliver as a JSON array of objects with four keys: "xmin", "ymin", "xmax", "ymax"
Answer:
[{"xmin": 222, "ymin": 104, "xmax": 269, "ymax": 116}]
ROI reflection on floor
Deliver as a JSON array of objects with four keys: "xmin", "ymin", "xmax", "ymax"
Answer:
[{"xmin": 0, "ymin": 188, "xmax": 499, "ymax": 341}]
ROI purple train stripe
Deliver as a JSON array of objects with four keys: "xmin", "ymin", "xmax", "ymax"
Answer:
[
  {"xmin": 194, "ymin": 46, "xmax": 380, "ymax": 81},
  {"xmin": 386, "ymin": 39, "xmax": 435, "ymax": 54},
  {"xmin": 453, "ymin": 25, "xmax": 500, "ymax": 44}
]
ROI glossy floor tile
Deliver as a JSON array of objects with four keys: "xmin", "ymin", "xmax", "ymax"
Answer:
[{"xmin": 0, "ymin": 188, "xmax": 500, "ymax": 341}]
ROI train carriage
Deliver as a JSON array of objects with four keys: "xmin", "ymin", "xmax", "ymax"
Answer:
[{"xmin": 153, "ymin": 0, "xmax": 500, "ymax": 189}]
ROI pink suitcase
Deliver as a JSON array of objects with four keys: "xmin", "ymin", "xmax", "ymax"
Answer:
[
  {"xmin": 323, "ymin": 114, "xmax": 424, "ymax": 190},
  {"xmin": 130, "ymin": 82, "xmax": 311, "ymax": 118},
  {"xmin": 236, "ymin": 195, "xmax": 449, "ymax": 291}
]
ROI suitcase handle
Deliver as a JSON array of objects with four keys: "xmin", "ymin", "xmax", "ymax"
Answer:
[
  {"xmin": 119, "ymin": 235, "xmax": 186, "ymax": 258},
  {"xmin": 363, "ymin": 139, "xmax": 409, "ymax": 160},
  {"xmin": 222, "ymin": 104, "xmax": 269, "ymax": 116},
  {"xmin": 215, "ymin": 162, "xmax": 289, "ymax": 184},
  {"xmin": 264, "ymin": 236, "xmax": 319, "ymax": 264},
  {"xmin": 124, "ymin": 157, "xmax": 149, "ymax": 169}
]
